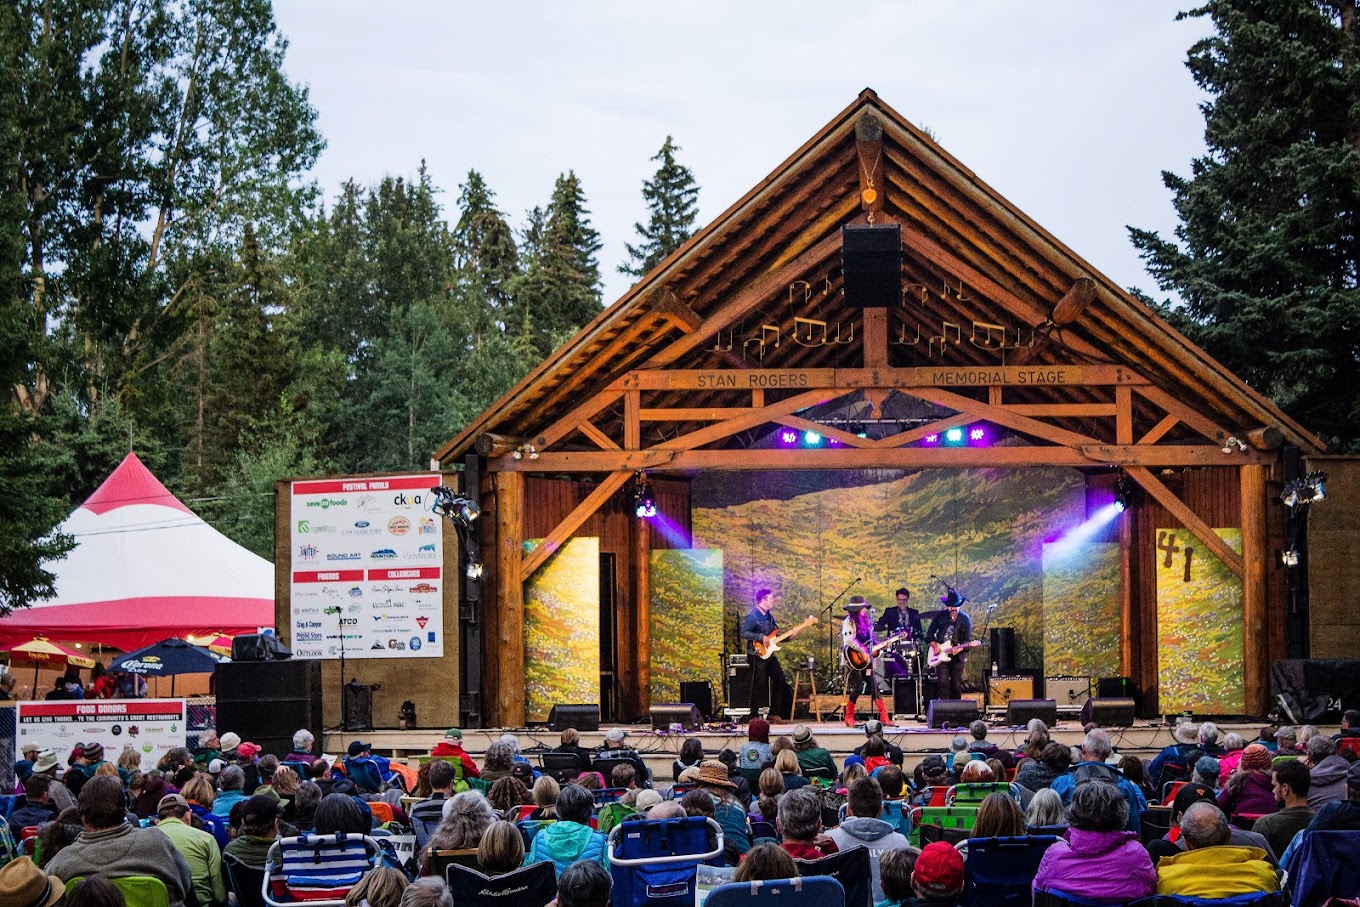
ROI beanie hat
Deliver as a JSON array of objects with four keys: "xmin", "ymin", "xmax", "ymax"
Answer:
[
  {"xmin": 1240, "ymin": 744, "xmax": 1272, "ymax": 773},
  {"xmin": 1195, "ymin": 756, "xmax": 1221, "ymax": 779},
  {"xmin": 913, "ymin": 841, "xmax": 965, "ymax": 896}
]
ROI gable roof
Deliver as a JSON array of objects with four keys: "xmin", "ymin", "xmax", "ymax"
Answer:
[{"xmin": 437, "ymin": 89, "xmax": 1322, "ymax": 462}]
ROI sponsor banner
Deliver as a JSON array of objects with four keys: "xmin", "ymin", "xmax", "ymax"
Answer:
[
  {"xmin": 289, "ymin": 474, "xmax": 444, "ymax": 659},
  {"xmin": 18, "ymin": 700, "xmax": 186, "ymax": 773}
]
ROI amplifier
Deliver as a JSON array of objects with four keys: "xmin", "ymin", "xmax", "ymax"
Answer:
[
  {"xmin": 1046, "ymin": 676, "xmax": 1092, "ymax": 710},
  {"xmin": 987, "ymin": 675, "xmax": 1034, "ymax": 707}
]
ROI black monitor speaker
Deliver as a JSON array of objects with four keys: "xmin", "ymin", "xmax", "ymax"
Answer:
[
  {"xmin": 1007, "ymin": 699, "xmax": 1059, "ymax": 727},
  {"xmin": 927, "ymin": 698, "xmax": 979, "ymax": 729},
  {"xmin": 841, "ymin": 224, "xmax": 902, "ymax": 308},
  {"xmin": 547, "ymin": 704, "xmax": 600, "ymax": 732},
  {"xmin": 215, "ymin": 659, "xmax": 321, "ymax": 757},
  {"xmin": 650, "ymin": 703, "xmax": 703, "ymax": 731},
  {"xmin": 1080, "ymin": 697, "xmax": 1137, "ymax": 727}
]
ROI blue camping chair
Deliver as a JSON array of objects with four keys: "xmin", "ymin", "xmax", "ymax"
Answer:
[
  {"xmin": 1285, "ymin": 829, "xmax": 1360, "ymax": 907},
  {"xmin": 607, "ymin": 816, "xmax": 723, "ymax": 907},
  {"xmin": 707, "ymin": 876, "xmax": 846, "ymax": 907},
  {"xmin": 960, "ymin": 835, "xmax": 1058, "ymax": 906},
  {"xmin": 794, "ymin": 846, "xmax": 872, "ymax": 907},
  {"xmin": 447, "ymin": 862, "xmax": 556, "ymax": 907}
]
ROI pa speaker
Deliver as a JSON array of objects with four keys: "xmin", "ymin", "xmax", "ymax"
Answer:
[
  {"xmin": 841, "ymin": 224, "xmax": 902, "ymax": 308},
  {"xmin": 927, "ymin": 698, "xmax": 979, "ymax": 729},
  {"xmin": 989, "ymin": 628, "xmax": 1017, "ymax": 672},
  {"xmin": 725, "ymin": 662, "xmax": 769, "ymax": 711},
  {"xmin": 231, "ymin": 634, "xmax": 292, "ymax": 662},
  {"xmin": 1097, "ymin": 677, "xmax": 1138, "ymax": 699},
  {"xmin": 1007, "ymin": 699, "xmax": 1058, "ymax": 727},
  {"xmin": 1080, "ymin": 697, "xmax": 1137, "ymax": 727},
  {"xmin": 679, "ymin": 682, "xmax": 713, "ymax": 721},
  {"xmin": 650, "ymin": 703, "xmax": 702, "ymax": 731},
  {"xmin": 548, "ymin": 704, "xmax": 600, "ymax": 732},
  {"xmin": 215, "ymin": 660, "xmax": 321, "ymax": 758}
]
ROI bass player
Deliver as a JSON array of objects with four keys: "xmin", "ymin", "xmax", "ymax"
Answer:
[
  {"xmin": 739, "ymin": 588, "xmax": 795, "ymax": 722},
  {"xmin": 841, "ymin": 595, "xmax": 890, "ymax": 727},
  {"xmin": 925, "ymin": 589, "xmax": 973, "ymax": 701}
]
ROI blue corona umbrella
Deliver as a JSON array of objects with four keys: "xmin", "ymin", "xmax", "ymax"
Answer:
[{"xmin": 109, "ymin": 637, "xmax": 228, "ymax": 695}]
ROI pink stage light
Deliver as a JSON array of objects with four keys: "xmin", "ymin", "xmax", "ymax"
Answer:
[{"xmin": 778, "ymin": 430, "xmax": 799, "ymax": 446}]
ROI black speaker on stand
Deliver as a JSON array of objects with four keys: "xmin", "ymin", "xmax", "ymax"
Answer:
[
  {"xmin": 679, "ymin": 682, "xmax": 713, "ymax": 721},
  {"xmin": 548, "ymin": 704, "xmax": 600, "ymax": 732},
  {"xmin": 215, "ymin": 660, "xmax": 322, "ymax": 758}
]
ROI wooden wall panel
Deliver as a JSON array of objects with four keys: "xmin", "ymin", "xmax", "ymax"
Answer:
[{"xmin": 1307, "ymin": 456, "xmax": 1360, "ymax": 659}]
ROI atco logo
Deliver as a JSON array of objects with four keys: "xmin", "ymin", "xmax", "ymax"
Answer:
[
  {"xmin": 418, "ymin": 517, "xmax": 437, "ymax": 535},
  {"xmin": 409, "ymin": 637, "xmax": 422, "ymax": 651},
  {"xmin": 370, "ymin": 549, "xmax": 398, "ymax": 560},
  {"xmin": 298, "ymin": 544, "xmax": 319, "ymax": 561},
  {"xmin": 305, "ymin": 497, "xmax": 348, "ymax": 510},
  {"xmin": 347, "ymin": 586, "xmax": 364, "ymax": 598},
  {"xmin": 295, "ymin": 632, "xmax": 323, "ymax": 642},
  {"xmin": 326, "ymin": 552, "xmax": 360, "ymax": 561},
  {"xmin": 388, "ymin": 516, "xmax": 411, "ymax": 535},
  {"xmin": 409, "ymin": 583, "xmax": 437, "ymax": 594},
  {"xmin": 339, "ymin": 617, "xmax": 358, "ymax": 626},
  {"xmin": 297, "ymin": 621, "xmax": 322, "ymax": 629},
  {"xmin": 416, "ymin": 617, "xmax": 429, "ymax": 629}
]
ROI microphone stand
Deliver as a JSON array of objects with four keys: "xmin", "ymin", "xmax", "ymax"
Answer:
[{"xmin": 818, "ymin": 577, "xmax": 860, "ymax": 691}]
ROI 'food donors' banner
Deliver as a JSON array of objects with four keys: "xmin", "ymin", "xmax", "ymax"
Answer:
[
  {"xmin": 17, "ymin": 700, "xmax": 186, "ymax": 772},
  {"xmin": 290, "ymin": 474, "xmax": 444, "ymax": 659}
]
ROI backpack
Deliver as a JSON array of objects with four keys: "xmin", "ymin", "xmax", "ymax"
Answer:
[{"xmin": 596, "ymin": 802, "xmax": 636, "ymax": 835}]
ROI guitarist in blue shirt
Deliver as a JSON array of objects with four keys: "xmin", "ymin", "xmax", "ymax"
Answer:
[
  {"xmin": 925, "ymin": 590, "xmax": 973, "ymax": 701},
  {"xmin": 739, "ymin": 589, "xmax": 796, "ymax": 722}
]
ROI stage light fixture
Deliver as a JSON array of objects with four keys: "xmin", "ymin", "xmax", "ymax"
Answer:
[
  {"xmin": 921, "ymin": 433, "xmax": 940, "ymax": 447},
  {"xmin": 1306, "ymin": 471, "xmax": 1327, "ymax": 502},
  {"xmin": 631, "ymin": 472, "xmax": 656, "ymax": 518},
  {"xmin": 1279, "ymin": 548, "xmax": 1300, "ymax": 568},
  {"xmin": 431, "ymin": 487, "xmax": 481, "ymax": 528},
  {"xmin": 1114, "ymin": 476, "xmax": 1136, "ymax": 513},
  {"xmin": 1282, "ymin": 471, "xmax": 1328, "ymax": 508},
  {"xmin": 1221, "ymin": 436, "xmax": 1248, "ymax": 454},
  {"xmin": 944, "ymin": 427, "xmax": 965, "ymax": 445},
  {"xmin": 466, "ymin": 561, "xmax": 484, "ymax": 579},
  {"xmin": 803, "ymin": 430, "xmax": 822, "ymax": 446},
  {"xmin": 779, "ymin": 429, "xmax": 798, "ymax": 446},
  {"xmin": 969, "ymin": 428, "xmax": 985, "ymax": 441}
]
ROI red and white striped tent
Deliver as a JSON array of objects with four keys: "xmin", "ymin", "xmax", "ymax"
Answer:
[{"xmin": 0, "ymin": 453, "xmax": 275, "ymax": 650}]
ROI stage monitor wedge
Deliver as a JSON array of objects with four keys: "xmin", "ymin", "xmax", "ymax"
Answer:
[
  {"xmin": 1007, "ymin": 699, "xmax": 1059, "ymax": 727},
  {"xmin": 548, "ymin": 704, "xmax": 600, "ymax": 732},
  {"xmin": 650, "ymin": 703, "xmax": 703, "ymax": 731},
  {"xmin": 841, "ymin": 224, "xmax": 902, "ymax": 308},
  {"xmin": 1081, "ymin": 697, "xmax": 1137, "ymax": 727},
  {"xmin": 927, "ymin": 698, "xmax": 980, "ymax": 729}
]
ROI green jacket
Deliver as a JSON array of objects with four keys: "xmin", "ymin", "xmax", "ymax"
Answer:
[{"xmin": 158, "ymin": 817, "xmax": 227, "ymax": 907}]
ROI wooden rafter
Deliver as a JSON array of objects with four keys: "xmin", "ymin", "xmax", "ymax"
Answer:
[
  {"xmin": 906, "ymin": 386, "xmax": 1104, "ymax": 449},
  {"xmin": 1134, "ymin": 384, "xmax": 1231, "ymax": 446},
  {"xmin": 1124, "ymin": 466, "xmax": 1244, "ymax": 578},
  {"xmin": 663, "ymin": 389, "xmax": 837, "ymax": 452},
  {"xmin": 775, "ymin": 415, "xmax": 877, "ymax": 449},
  {"xmin": 519, "ymin": 471, "xmax": 632, "ymax": 582},
  {"xmin": 577, "ymin": 421, "xmax": 619, "ymax": 451},
  {"xmin": 538, "ymin": 390, "xmax": 624, "ymax": 450},
  {"xmin": 869, "ymin": 413, "xmax": 974, "ymax": 449},
  {"xmin": 1140, "ymin": 414, "xmax": 1180, "ymax": 445},
  {"xmin": 647, "ymin": 289, "xmax": 703, "ymax": 333}
]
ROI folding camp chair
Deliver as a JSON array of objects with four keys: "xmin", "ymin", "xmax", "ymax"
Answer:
[
  {"xmin": 1285, "ymin": 830, "xmax": 1360, "ymax": 907},
  {"xmin": 607, "ymin": 815, "xmax": 724, "ymax": 907},
  {"xmin": 65, "ymin": 877, "xmax": 169, "ymax": 907},
  {"xmin": 428, "ymin": 846, "xmax": 481, "ymax": 879},
  {"xmin": 1034, "ymin": 892, "xmax": 1159, "ymax": 907},
  {"xmin": 263, "ymin": 833, "xmax": 380, "ymax": 907},
  {"xmin": 706, "ymin": 876, "xmax": 845, "ymax": 907},
  {"xmin": 224, "ymin": 854, "xmax": 267, "ymax": 907},
  {"xmin": 539, "ymin": 752, "xmax": 585, "ymax": 783},
  {"xmin": 447, "ymin": 861, "xmax": 557, "ymax": 907},
  {"xmin": 948, "ymin": 782, "xmax": 1019, "ymax": 806},
  {"xmin": 910, "ymin": 806, "xmax": 977, "ymax": 847},
  {"xmin": 959, "ymin": 835, "xmax": 1058, "ymax": 907},
  {"xmin": 793, "ymin": 847, "xmax": 871, "ymax": 907},
  {"xmin": 592, "ymin": 786, "xmax": 629, "ymax": 806}
]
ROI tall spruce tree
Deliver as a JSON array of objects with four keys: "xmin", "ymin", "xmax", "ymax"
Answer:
[
  {"xmin": 1129, "ymin": 1, "xmax": 1360, "ymax": 450},
  {"xmin": 452, "ymin": 170, "xmax": 519, "ymax": 330},
  {"xmin": 512, "ymin": 172, "xmax": 602, "ymax": 356},
  {"xmin": 621, "ymin": 136, "xmax": 700, "ymax": 277}
]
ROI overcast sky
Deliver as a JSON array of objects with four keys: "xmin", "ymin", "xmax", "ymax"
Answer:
[{"xmin": 271, "ymin": 2, "xmax": 1212, "ymax": 305}]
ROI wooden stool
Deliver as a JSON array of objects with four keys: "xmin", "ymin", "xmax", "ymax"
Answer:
[{"xmin": 792, "ymin": 667, "xmax": 818, "ymax": 720}]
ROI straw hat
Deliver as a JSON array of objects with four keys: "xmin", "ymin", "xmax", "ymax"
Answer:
[
  {"xmin": 696, "ymin": 760, "xmax": 736, "ymax": 789},
  {"xmin": 0, "ymin": 857, "xmax": 64, "ymax": 907}
]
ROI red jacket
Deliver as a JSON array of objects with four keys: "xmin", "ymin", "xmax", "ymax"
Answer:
[
  {"xmin": 429, "ymin": 742, "xmax": 480, "ymax": 778},
  {"xmin": 781, "ymin": 838, "xmax": 838, "ymax": 860}
]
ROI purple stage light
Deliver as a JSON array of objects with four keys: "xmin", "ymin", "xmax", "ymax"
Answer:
[
  {"xmin": 646, "ymin": 510, "xmax": 692, "ymax": 548},
  {"xmin": 968, "ymin": 425, "xmax": 989, "ymax": 446},
  {"xmin": 778, "ymin": 429, "xmax": 799, "ymax": 446},
  {"xmin": 921, "ymin": 433, "xmax": 940, "ymax": 447},
  {"xmin": 1046, "ymin": 501, "xmax": 1124, "ymax": 560}
]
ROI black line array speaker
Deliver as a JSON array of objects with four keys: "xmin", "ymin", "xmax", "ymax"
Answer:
[
  {"xmin": 927, "ymin": 698, "xmax": 980, "ymax": 729},
  {"xmin": 841, "ymin": 224, "xmax": 902, "ymax": 308},
  {"xmin": 1007, "ymin": 699, "xmax": 1059, "ymax": 727},
  {"xmin": 548, "ymin": 704, "xmax": 600, "ymax": 732},
  {"xmin": 679, "ymin": 682, "xmax": 713, "ymax": 721},
  {"xmin": 650, "ymin": 703, "xmax": 703, "ymax": 731},
  {"xmin": 215, "ymin": 659, "xmax": 321, "ymax": 758},
  {"xmin": 1080, "ymin": 697, "xmax": 1137, "ymax": 727}
]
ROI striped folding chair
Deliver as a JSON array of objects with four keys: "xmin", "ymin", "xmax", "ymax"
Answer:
[{"xmin": 263, "ymin": 833, "xmax": 381, "ymax": 907}]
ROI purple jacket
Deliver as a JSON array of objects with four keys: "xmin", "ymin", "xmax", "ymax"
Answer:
[
  {"xmin": 1218, "ymin": 771, "xmax": 1277, "ymax": 817},
  {"xmin": 1033, "ymin": 828, "xmax": 1158, "ymax": 901}
]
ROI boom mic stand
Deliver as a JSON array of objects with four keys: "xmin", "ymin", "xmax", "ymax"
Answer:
[{"xmin": 817, "ymin": 577, "xmax": 860, "ymax": 689}]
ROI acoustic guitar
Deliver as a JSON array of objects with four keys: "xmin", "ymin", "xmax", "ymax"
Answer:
[
  {"xmin": 845, "ymin": 631, "xmax": 912, "ymax": 671},
  {"xmin": 927, "ymin": 639, "xmax": 981, "ymax": 668},
  {"xmin": 752, "ymin": 616, "xmax": 818, "ymax": 660}
]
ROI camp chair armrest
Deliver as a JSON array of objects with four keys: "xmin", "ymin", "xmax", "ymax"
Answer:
[{"xmin": 605, "ymin": 817, "xmax": 724, "ymax": 867}]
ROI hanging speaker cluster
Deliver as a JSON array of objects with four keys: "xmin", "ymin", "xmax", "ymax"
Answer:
[{"xmin": 841, "ymin": 224, "xmax": 902, "ymax": 308}]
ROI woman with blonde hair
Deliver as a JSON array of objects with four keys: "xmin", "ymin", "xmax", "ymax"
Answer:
[
  {"xmin": 957, "ymin": 791, "xmax": 1024, "ymax": 859},
  {"xmin": 94, "ymin": 762, "xmax": 119, "ymax": 778},
  {"xmin": 528, "ymin": 775, "xmax": 559, "ymax": 820},
  {"xmin": 477, "ymin": 820, "xmax": 525, "ymax": 876},
  {"xmin": 751, "ymin": 768, "xmax": 783, "ymax": 825},
  {"xmin": 774, "ymin": 749, "xmax": 809, "ymax": 791},
  {"xmin": 345, "ymin": 866, "xmax": 409, "ymax": 907}
]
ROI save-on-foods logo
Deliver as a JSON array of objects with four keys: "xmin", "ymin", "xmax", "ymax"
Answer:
[
  {"xmin": 409, "ymin": 583, "xmax": 437, "ymax": 594},
  {"xmin": 306, "ymin": 497, "xmax": 348, "ymax": 510},
  {"xmin": 370, "ymin": 549, "xmax": 398, "ymax": 560},
  {"xmin": 388, "ymin": 516, "xmax": 411, "ymax": 535}
]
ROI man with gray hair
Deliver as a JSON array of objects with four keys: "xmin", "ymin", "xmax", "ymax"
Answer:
[
  {"xmin": 777, "ymin": 787, "xmax": 837, "ymax": 859},
  {"xmin": 594, "ymin": 727, "xmax": 651, "ymax": 784},
  {"xmin": 1050, "ymin": 729, "xmax": 1147, "ymax": 831},
  {"xmin": 1305, "ymin": 735, "xmax": 1349, "ymax": 807},
  {"xmin": 399, "ymin": 877, "xmax": 455, "ymax": 907},
  {"xmin": 1155, "ymin": 802, "xmax": 1277, "ymax": 897}
]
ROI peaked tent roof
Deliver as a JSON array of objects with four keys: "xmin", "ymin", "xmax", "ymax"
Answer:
[
  {"xmin": 0, "ymin": 453, "xmax": 275, "ymax": 650},
  {"xmin": 436, "ymin": 89, "xmax": 1323, "ymax": 463}
]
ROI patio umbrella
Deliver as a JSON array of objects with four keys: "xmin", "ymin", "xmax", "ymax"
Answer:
[
  {"xmin": 5, "ymin": 637, "xmax": 97, "ymax": 698},
  {"xmin": 109, "ymin": 637, "xmax": 228, "ymax": 695},
  {"xmin": 186, "ymin": 633, "xmax": 234, "ymax": 657}
]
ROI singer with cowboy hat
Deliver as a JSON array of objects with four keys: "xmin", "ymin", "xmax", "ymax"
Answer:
[
  {"xmin": 842, "ymin": 595, "xmax": 890, "ymax": 727},
  {"xmin": 926, "ymin": 590, "xmax": 973, "ymax": 701}
]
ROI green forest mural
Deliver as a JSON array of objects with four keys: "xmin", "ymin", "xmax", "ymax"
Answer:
[
  {"xmin": 1042, "ymin": 542, "xmax": 1122, "ymax": 678},
  {"xmin": 523, "ymin": 537, "xmax": 600, "ymax": 722},
  {"xmin": 690, "ymin": 465, "xmax": 1091, "ymax": 700},
  {"xmin": 650, "ymin": 549, "xmax": 724, "ymax": 705},
  {"xmin": 1156, "ymin": 528, "xmax": 1244, "ymax": 714}
]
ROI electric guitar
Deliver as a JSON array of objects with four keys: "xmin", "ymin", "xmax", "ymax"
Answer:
[
  {"xmin": 845, "ymin": 631, "xmax": 912, "ymax": 671},
  {"xmin": 752, "ymin": 616, "xmax": 818, "ymax": 660},
  {"xmin": 927, "ymin": 639, "xmax": 981, "ymax": 668}
]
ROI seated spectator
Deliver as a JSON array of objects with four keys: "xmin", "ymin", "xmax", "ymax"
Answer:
[
  {"xmin": 1119, "ymin": 755, "xmax": 1155, "ymax": 804},
  {"xmin": 428, "ymin": 729, "xmax": 479, "ymax": 783},
  {"xmin": 156, "ymin": 793, "xmax": 226, "ymax": 907},
  {"xmin": 679, "ymin": 789, "xmax": 716, "ymax": 820},
  {"xmin": 610, "ymin": 763, "xmax": 637, "ymax": 791},
  {"xmin": 65, "ymin": 875, "xmax": 124, "ymax": 907},
  {"xmin": 555, "ymin": 859, "xmax": 611, "ymax": 907},
  {"xmin": 840, "ymin": 759, "xmax": 869, "ymax": 791},
  {"xmin": 193, "ymin": 731, "xmax": 221, "ymax": 768},
  {"xmin": 130, "ymin": 770, "xmax": 174, "ymax": 819},
  {"xmin": 595, "ymin": 728, "xmax": 651, "ymax": 785},
  {"xmin": 1024, "ymin": 788, "xmax": 1065, "ymax": 831},
  {"xmin": 1253, "ymin": 759, "xmax": 1314, "ymax": 858},
  {"xmin": 861, "ymin": 736, "xmax": 893, "ymax": 774},
  {"xmin": 774, "ymin": 749, "xmax": 809, "ymax": 790},
  {"xmin": 552, "ymin": 728, "xmax": 594, "ymax": 774},
  {"xmin": 909, "ymin": 841, "xmax": 964, "ymax": 906},
  {"xmin": 715, "ymin": 749, "xmax": 752, "ymax": 808},
  {"xmin": 1334, "ymin": 709, "xmax": 1360, "ymax": 755},
  {"xmin": 411, "ymin": 760, "xmax": 458, "ymax": 840},
  {"xmin": 31, "ymin": 749, "xmax": 75, "ymax": 813},
  {"xmin": 732, "ymin": 842, "xmax": 796, "ymax": 882},
  {"xmin": 791, "ymin": 725, "xmax": 837, "ymax": 779},
  {"xmin": 44, "ymin": 776, "xmax": 193, "ymax": 907},
  {"xmin": 1306, "ymin": 734, "xmax": 1350, "ymax": 807},
  {"xmin": 0, "ymin": 856, "xmax": 65, "ymax": 907},
  {"xmin": 776, "ymin": 787, "xmax": 836, "ymax": 860},
  {"xmin": 292, "ymin": 782, "xmax": 322, "ymax": 834},
  {"xmin": 945, "ymin": 736, "xmax": 971, "ymax": 779},
  {"xmin": 751, "ymin": 769, "xmax": 783, "ymax": 827},
  {"xmin": 1218, "ymin": 733, "xmax": 1247, "ymax": 775},
  {"xmin": 1155, "ymin": 802, "xmax": 1276, "ymax": 898},
  {"xmin": 1033, "ymin": 779, "xmax": 1156, "ymax": 901},
  {"xmin": 527, "ymin": 776, "xmax": 559, "ymax": 821},
  {"xmin": 1149, "ymin": 720, "xmax": 1201, "ymax": 788},
  {"xmin": 399, "ymin": 877, "xmax": 453, "ymax": 907},
  {"xmin": 253, "ymin": 756, "xmax": 282, "ymax": 801},
  {"xmin": 737, "ymin": 718, "xmax": 773, "ymax": 782},
  {"xmin": 344, "ymin": 741, "xmax": 386, "ymax": 794},
  {"xmin": 1192, "ymin": 755, "xmax": 1221, "ymax": 793},
  {"xmin": 344, "ymin": 866, "xmax": 408, "ymax": 907},
  {"xmin": 285, "ymin": 729, "xmax": 316, "ymax": 764},
  {"xmin": 914, "ymin": 754, "xmax": 950, "ymax": 802},
  {"xmin": 967, "ymin": 719, "xmax": 1012, "ymax": 768},
  {"xmin": 212, "ymin": 765, "xmax": 249, "ymax": 817},
  {"xmin": 36, "ymin": 807, "xmax": 82, "ymax": 870},
  {"xmin": 480, "ymin": 741, "xmax": 515, "ymax": 784},
  {"xmin": 854, "ymin": 720, "xmax": 904, "ymax": 765},
  {"xmin": 1051, "ymin": 729, "xmax": 1147, "ymax": 831},
  {"xmin": 878, "ymin": 765, "xmax": 907, "ymax": 803},
  {"xmin": 575, "ymin": 771, "xmax": 604, "ymax": 791},
  {"xmin": 487, "ymin": 776, "xmax": 530, "ymax": 816},
  {"xmin": 1017, "ymin": 719, "xmax": 1050, "ymax": 764},
  {"xmin": 223, "ymin": 795, "xmax": 283, "ymax": 869},
  {"xmin": 423, "ymin": 791, "xmax": 495, "ymax": 873},
  {"xmin": 1199, "ymin": 721, "xmax": 1225, "ymax": 757},
  {"xmin": 958, "ymin": 760, "xmax": 993, "ymax": 784},
  {"xmin": 878, "ymin": 847, "xmax": 921, "ymax": 907},
  {"xmin": 525, "ymin": 784, "xmax": 607, "ymax": 874},
  {"xmin": 674, "ymin": 738, "xmax": 704, "ymax": 782},
  {"xmin": 315, "ymin": 791, "xmax": 373, "ymax": 836},
  {"xmin": 179, "ymin": 774, "xmax": 229, "ymax": 847},
  {"xmin": 826, "ymin": 777, "xmax": 909, "ymax": 902},
  {"xmin": 1218, "ymin": 744, "xmax": 1278, "ymax": 817},
  {"xmin": 1282, "ymin": 758, "xmax": 1360, "ymax": 869},
  {"xmin": 650, "ymin": 801, "xmax": 685, "ymax": 820},
  {"xmin": 1276, "ymin": 727, "xmax": 1301, "ymax": 759},
  {"xmin": 957, "ymin": 791, "xmax": 1023, "ymax": 860},
  {"xmin": 10, "ymin": 774, "xmax": 59, "ymax": 839}
]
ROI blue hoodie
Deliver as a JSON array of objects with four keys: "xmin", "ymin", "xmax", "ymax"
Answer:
[{"xmin": 525, "ymin": 820, "xmax": 607, "ymax": 875}]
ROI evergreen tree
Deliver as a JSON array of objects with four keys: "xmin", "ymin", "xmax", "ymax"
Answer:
[
  {"xmin": 452, "ymin": 170, "xmax": 519, "ymax": 327},
  {"xmin": 621, "ymin": 136, "xmax": 700, "ymax": 277},
  {"xmin": 1129, "ymin": 1, "xmax": 1360, "ymax": 450},
  {"xmin": 512, "ymin": 172, "xmax": 602, "ymax": 356}
]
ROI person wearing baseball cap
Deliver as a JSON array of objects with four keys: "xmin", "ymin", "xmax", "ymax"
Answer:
[
  {"xmin": 429, "ymin": 727, "xmax": 480, "ymax": 781},
  {"xmin": 157, "ymin": 793, "xmax": 227, "ymax": 907},
  {"xmin": 223, "ymin": 795, "xmax": 283, "ymax": 869},
  {"xmin": 912, "ymin": 841, "xmax": 965, "ymax": 904}
]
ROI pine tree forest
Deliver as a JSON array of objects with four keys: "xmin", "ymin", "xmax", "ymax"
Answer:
[{"xmin": 0, "ymin": 0, "xmax": 700, "ymax": 610}]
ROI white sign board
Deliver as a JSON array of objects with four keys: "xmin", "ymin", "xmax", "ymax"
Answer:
[
  {"xmin": 17, "ymin": 699, "xmax": 187, "ymax": 772},
  {"xmin": 289, "ymin": 474, "xmax": 445, "ymax": 659}
]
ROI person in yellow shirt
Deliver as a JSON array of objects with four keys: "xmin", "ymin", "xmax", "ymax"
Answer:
[{"xmin": 1156, "ymin": 802, "xmax": 1278, "ymax": 898}]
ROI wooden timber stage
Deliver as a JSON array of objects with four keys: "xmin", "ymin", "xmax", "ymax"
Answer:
[{"xmin": 322, "ymin": 719, "xmax": 1324, "ymax": 781}]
